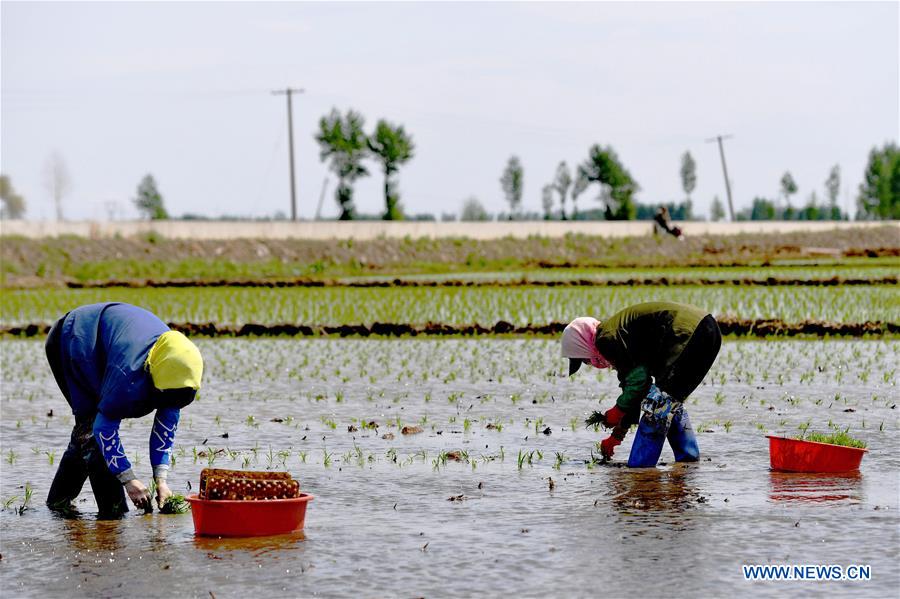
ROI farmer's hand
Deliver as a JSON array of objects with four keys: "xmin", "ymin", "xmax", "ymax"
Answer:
[
  {"xmin": 603, "ymin": 405, "xmax": 625, "ymax": 427},
  {"xmin": 600, "ymin": 435, "xmax": 622, "ymax": 459},
  {"xmin": 124, "ymin": 479, "xmax": 152, "ymax": 511},
  {"xmin": 155, "ymin": 479, "xmax": 172, "ymax": 506},
  {"xmin": 585, "ymin": 405, "xmax": 625, "ymax": 429}
]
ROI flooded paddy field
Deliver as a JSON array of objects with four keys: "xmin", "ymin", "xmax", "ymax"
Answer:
[{"xmin": 1, "ymin": 338, "xmax": 897, "ymax": 597}]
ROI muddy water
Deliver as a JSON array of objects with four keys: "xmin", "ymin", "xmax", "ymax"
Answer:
[{"xmin": 1, "ymin": 339, "xmax": 897, "ymax": 598}]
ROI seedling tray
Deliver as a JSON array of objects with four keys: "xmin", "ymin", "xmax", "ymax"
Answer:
[
  {"xmin": 767, "ymin": 435, "xmax": 867, "ymax": 473},
  {"xmin": 186, "ymin": 493, "xmax": 314, "ymax": 537}
]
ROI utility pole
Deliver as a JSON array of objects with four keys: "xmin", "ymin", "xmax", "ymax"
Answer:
[
  {"xmin": 272, "ymin": 87, "xmax": 304, "ymax": 221},
  {"xmin": 706, "ymin": 134, "xmax": 735, "ymax": 221}
]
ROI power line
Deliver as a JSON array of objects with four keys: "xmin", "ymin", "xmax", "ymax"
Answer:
[
  {"xmin": 271, "ymin": 87, "xmax": 304, "ymax": 221},
  {"xmin": 706, "ymin": 134, "xmax": 735, "ymax": 221}
]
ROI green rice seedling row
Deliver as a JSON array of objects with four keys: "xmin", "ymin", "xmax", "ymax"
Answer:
[
  {"xmin": 3, "ymin": 285, "xmax": 897, "ymax": 327},
  {"xmin": 338, "ymin": 260, "xmax": 900, "ymax": 285}
]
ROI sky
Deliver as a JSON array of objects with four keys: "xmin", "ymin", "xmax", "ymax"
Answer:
[{"xmin": 1, "ymin": 1, "xmax": 898, "ymax": 221}]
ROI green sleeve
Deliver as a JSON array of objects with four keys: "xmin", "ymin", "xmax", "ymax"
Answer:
[{"xmin": 615, "ymin": 365, "xmax": 652, "ymax": 414}]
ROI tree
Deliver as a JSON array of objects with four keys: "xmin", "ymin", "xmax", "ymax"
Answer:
[
  {"xmin": 680, "ymin": 151, "xmax": 696, "ymax": 221},
  {"xmin": 856, "ymin": 142, "xmax": 900, "ymax": 220},
  {"xmin": 824, "ymin": 164, "xmax": 842, "ymax": 220},
  {"xmin": 780, "ymin": 171, "xmax": 798, "ymax": 219},
  {"xmin": 0, "ymin": 174, "xmax": 26, "ymax": 219},
  {"xmin": 750, "ymin": 197, "xmax": 777, "ymax": 220},
  {"xmin": 499, "ymin": 156, "xmax": 524, "ymax": 219},
  {"xmin": 710, "ymin": 195, "xmax": 725, "ymax": 222},
  {"xmin": 460, "ymin": 197, "xmax": 489, "ymax": 221},
  {"xmin": 680, "ymin": 151, "xmax": 697, "ymax": 200},
  {"xmin": 578, "ymin": 144, "xmax": 639, "ymax": 220},
  {"xmin": 553, "ymin": 162, "xmax": 572, "ymax": 220},
  {"xmin": 541, "ymin": 184, "xmax": 554, "ymax": 220},
  {"xmin": 316, "ymin": 108, "xmax": 370, "ymax": 220},
  {"xmin": 43, "ymin": 152, "xmax": 71, "ymax": 221},
  {"xmin": 368, "ymin": 119, "xmax": 414, "ymax": 221},
  {"xmin": 570, "ymin": 169, "xmax": 589, "ymax": 219},
  {"xmin": 825, "ymin": 164, "xmax": 840, "ymax": 207},
  {"xmin": 736, "ymin": 197, "xmax": 778, "ymax": 221},
  {"xmin": 801, "ymin": 191, "xmax": 821, "ymax": 221},
  {"xmin": 133, "ymin": 174, "xmax": 168, "ymax": 220}
]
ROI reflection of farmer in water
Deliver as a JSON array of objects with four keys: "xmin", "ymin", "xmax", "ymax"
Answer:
[
  {"xmin": 561, "ymin": 302, "xmax": 721, "ymax": 467},
  {"xmin": 45, "ymin": 303, "xmax": 203, "ymax": 517},
  {"xmin": 609, "ymin": 467, "xmax": 697, "ymax": 513}
]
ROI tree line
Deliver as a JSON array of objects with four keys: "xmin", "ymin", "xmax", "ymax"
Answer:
[
  {"xmin": 0, "ymin": 151, "xmax": 169, "ymax": 222},
  {"xmin": 480, "ymin": 142, "xmax": 898, "ymax": 222},
  {"xmin": 499, "ymin": 145, "xmax": 641, "ymax": 221},
  {"xmin": 1, "ymin": 135, "xmax": 897, "ymax": 221}
]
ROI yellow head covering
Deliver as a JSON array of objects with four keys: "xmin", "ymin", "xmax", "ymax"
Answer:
[{"xmin": 146, "ymin": 331, "xmax": 203, "ymax": 390}]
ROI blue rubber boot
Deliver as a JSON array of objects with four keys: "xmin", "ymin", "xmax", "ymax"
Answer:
[
  {"xmin": 627, "ymin": 385, "xmax": 673, "ymax": 468},
  {"xmin": 667, "ymin": 404, "xmax": 700, "ymax": 462}
]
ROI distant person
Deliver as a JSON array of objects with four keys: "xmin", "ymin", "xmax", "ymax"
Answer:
[
  {"xmin": 45, "ymin": 303, "xmax": 202, "ymax": 517},
  {"xmin": 653, "ymin": 206, "xmax": 684, "ymax": 240},
  {"xmin": 560, "ymin": 302, "xmax": 721, "ymax": 467}
]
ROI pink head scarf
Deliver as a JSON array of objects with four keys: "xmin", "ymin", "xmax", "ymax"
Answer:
[{"xmin": 561, "ymin": 317, "xmax": 611, "ymax": 369}]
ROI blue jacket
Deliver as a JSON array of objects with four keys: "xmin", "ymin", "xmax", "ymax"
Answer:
[{"xmin": 57, "ymin": 303, "xmax": 186, "ymax": 482}]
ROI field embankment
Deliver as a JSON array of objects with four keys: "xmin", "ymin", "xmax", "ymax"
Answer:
[
  {"xmin": 4, "ymin": 319, "xmax": 897, "ymax": 338},
  {"xmin": 3, "ymin": 226, "xmax": 896, "ymax": 337},
  {"xmin": 2, "ymin": 225, "xmax": 898, "ymax": 287}
]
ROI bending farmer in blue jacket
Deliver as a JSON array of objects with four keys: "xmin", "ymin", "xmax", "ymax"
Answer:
[
  {"xmin": 561, "ymin": 302, "xmax": 721, "ymax": 467},
  {"xmin": 45, "ymin": 303, "xmax": 203, "ymax": 517}
]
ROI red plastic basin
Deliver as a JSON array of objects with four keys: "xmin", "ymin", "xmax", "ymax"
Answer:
[
  {"xmin": 186, "ymin": 493, "xmax": 314, "ymax": 537},
  {"xmin": 767, "ymin": 435, "xmax": 866, "ymax": 473}
]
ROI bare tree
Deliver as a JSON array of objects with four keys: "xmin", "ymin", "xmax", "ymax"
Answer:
[
  {"xmin": 541, "ymin": 184, "xmax": 554, "ymax": 220},
  {"xmin": 680, "ymin": 151, "xmax": 697, "ymax": 200},
  {"xmin": 460, "ymin": 196, "xmax": 489, "ymax": 221},
  {"xmin": 553, "ymin": 162, "xmax": 572, "ymax": 220},
  {"xmin": 571, "ymin": 169, "xmax": 589, "ymax": 219},
  {"xmin": 824, "ymin": 164, "xmax": 842, "ymax": 219},
  {"xmin": 43, "ymin": 152, "xmax": 71, "ymax": 221},
  {"xmin": 710, "ymin": 195, "xmax": 725, "ymax": 222},
  {"xmin": 499, "ymin": 156, "xmax": 524, "ymax": 219},
  {"xmin": 780, "ymin": 171, "xmax": 798, "ymax": 218}
]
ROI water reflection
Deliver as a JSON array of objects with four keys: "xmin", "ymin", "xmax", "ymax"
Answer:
[
  {"xmin": 192, "ymin": 530, "xmax": 307, "ymax": 556},
  {"xmin": 608, "ymin": 464, "xmax": 701, "ymax": 513},
  {"xmin": 147, "ymin": 513, "xmax": 174, "ymax": 552},
  {"xmin": 768, "ymin": 471, "xmax": 863, "ymax": 504},
  {"xmin": 61, "ymin": 517, "xmax": 125, "ymax": 553}
]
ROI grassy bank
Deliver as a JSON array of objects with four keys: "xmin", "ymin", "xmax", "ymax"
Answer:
[{"xmin": 2, "ymin": 227, "xmax": 898, "ymax": 286}]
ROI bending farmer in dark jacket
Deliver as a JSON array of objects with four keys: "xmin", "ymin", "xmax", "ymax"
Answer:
[
  {"xmin": 45, "ymin": 303, "xmax": 203, "ymax": 517},
  {"xmin": 561, "ymin": 301, "xmax": 721, "ymax": 467}
]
